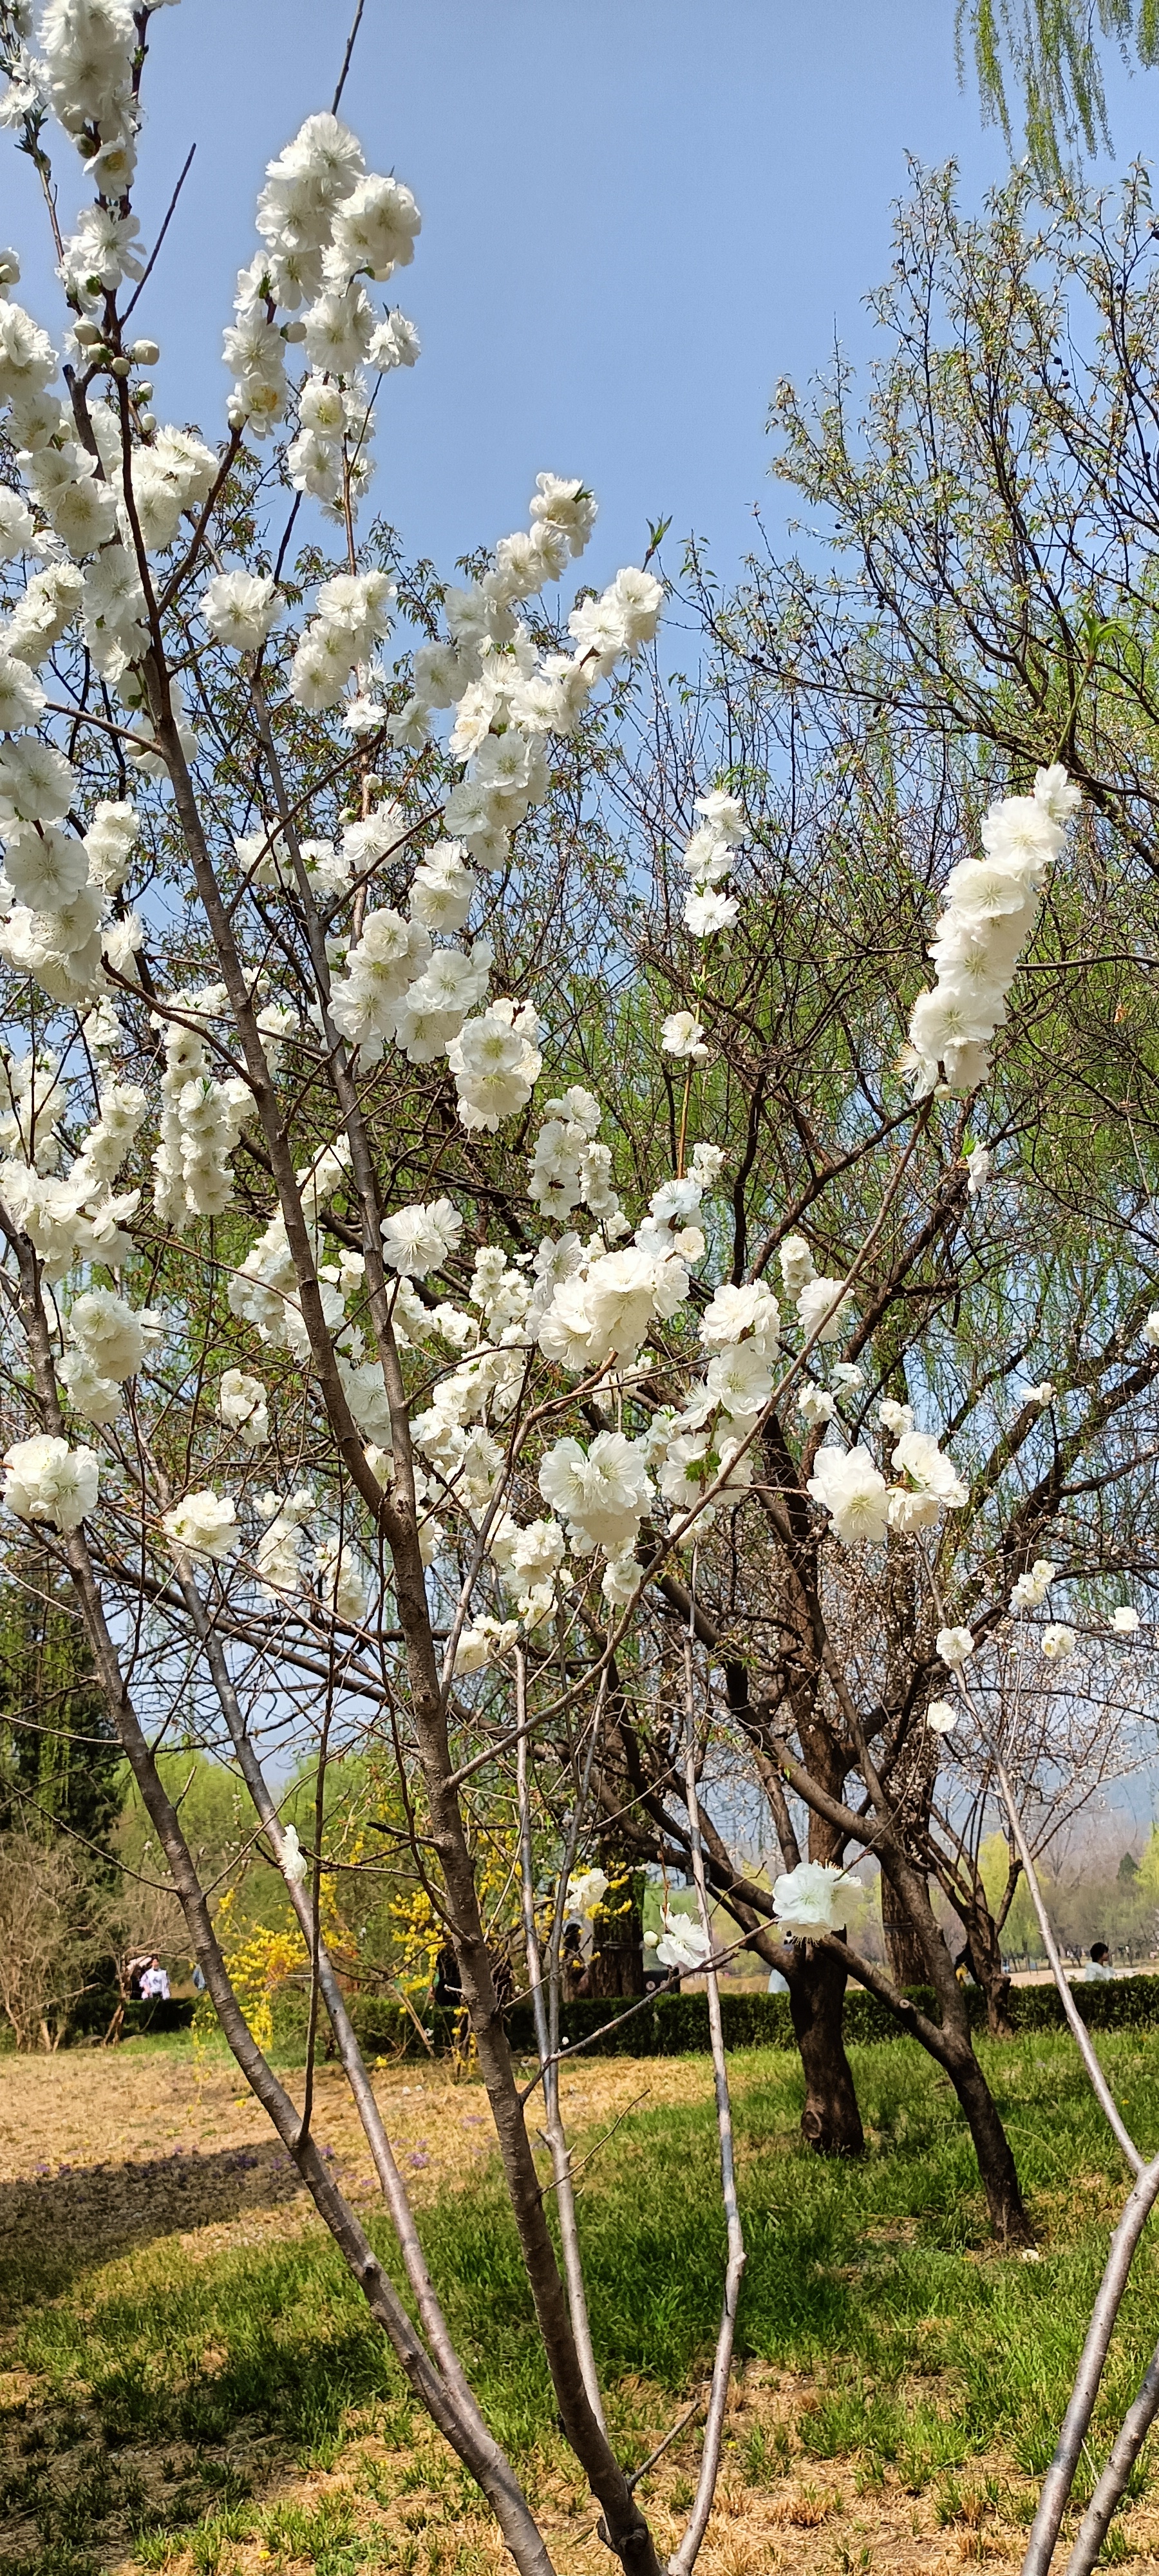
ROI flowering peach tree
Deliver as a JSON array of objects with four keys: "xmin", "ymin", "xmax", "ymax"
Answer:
[{"xmin": 1, "ymin": 8, "xmax": 1159, "ymax": 2573}]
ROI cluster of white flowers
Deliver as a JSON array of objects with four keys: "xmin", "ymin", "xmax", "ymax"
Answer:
[
  {"xmin": 0, "ymin": 236, "xmax": 216, "ymax": 737},
  {"xmin": 446, "ymin": 998, "xmax": 543, "ymax": 1132},
  {"xmin": 3, "ymin": 1429, "xmax": 99, "ymax": 1531},
  {"xmin": 329, "ymin": 901, "xmax": 494, "ymax": 1078},
  {"xmin": 59, "ymin": 1283, "xmax": 159, "ymax": 1424},
  {"xmin": 0, "ymin": 1044, "xmax": 66, "ymax": 1169},
  {"xmin": 290, "ymin": 567, "xmax": 396, "ymax": 715},
  {"xmin": 37, "ymin": 0, "xmax": 178, "ymax": 202},
  {"xmin": 201, "ymin": 570, "xmax": 281, "ymax": 656},
  {"xmin": 1012, "ymin": 1557, "xmax": 1057, "ymax": 1611},
  {"xmin": 218, "ymin": 1368, "xmax": 269, "ymax": 1449},
  {"xmin": 805, "ymin": 1407, "xmax": 968, "ymax": 1547},
  {"xmin": 162, "ymin": 1487, "xmax": 239, "ymax": 1561},
  {"xmin": 228, "ymin": 1143, "xmax": 393, "ymax": 1417},
  {"xmin": 777, "ymin": 1234, "xmax": 853, "ymax": 1347},
  {"xmin": 224, "ymin": 111, "xmax": 419, "ymax": 473},
  {"xmin": 381, "ymin": 1196, "xmax": 462, "ymax": 1280},
  {"xmin": 453, "ymin": 1613, "xmax": 520, "ymax": 1678},
  {"xmin": 0, "ymin": 1052, "xmax": 145, "ymax": 1281},
  {"xmin": 681, "ymin": 789, "xmax": 746, "ymax": 940},
  {"xmin": 539, "ymin": 1429, "xmax": 652, "ymax": 1567},
  {"xmin": 490, "ymin": 1513, "xmax": 567, "ymax": 1627},
  {"xmin": 903, "ymin": 765, "xmax": 1081, "ymax": 1097},
  {"xmin": 1041, "ymin": 1621, "xmax": 1077, "ymax": 1661},
  {"xmin": 254, "ymin": 1484, "xmax": 315, "ymax": 1599},
  {"xmin": 532, "ymin": 1145, "xmax": 726, "ymax": 1391},
  {"xmin": 527, "ymin": 1084, "xmax": 621, "ymax": 1224},
  {"xmin": 152, "ymin": 989, "xmax": 256, "ymax": 1227},
  {"xmin": 0, "ymin": 668, "xmax": 146, "ymax": 1001}
]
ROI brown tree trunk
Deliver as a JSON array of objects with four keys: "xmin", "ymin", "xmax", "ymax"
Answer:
[
  {"xmin": 940, "ymin": 2030, "xmax": 1031, "ymax": 2242},
  {"xmin": 874, "ymin": 1852, "xmax": 1033, "ymax": 2247},
  {"xmin": 955, "ymin": 1902, "xmax": 1014, "ymax": 2038},
  {"xmin": 881, "ymin": 1863, "xmax": 932, "ymax": 1989},
  {"xmin": 786, "ymin": 1939, "xmax": 864, "ymax": 2156},
  {"xmin": 587, "ymin": 1862, "xmax": 645, "ymax": 1998}
]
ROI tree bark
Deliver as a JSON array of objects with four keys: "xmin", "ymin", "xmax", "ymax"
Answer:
[
  {"xmin": 954, "ymin": 1900, "xmax": 1015, "ymax": 2038},
  {"xmin": 881, "ymin": 1867, "xmax": 932, "ymax": 1989},
  {"xmin": 587, "ymin": 1861, "xmax": 645, "ymax": 1999},
  {"xmin": 786, "ymin": 1938, "xmax": 864, "ymax": 2156},
  {"xmin": 939, "ymin": 2027, "xmax": 1030, "ymax": 2242}
]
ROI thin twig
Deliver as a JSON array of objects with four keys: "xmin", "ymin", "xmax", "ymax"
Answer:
[
  {"xmin": 1020, "ymin": 2145, "xmax": 1159, "ymax": 2576},
  {"xmin": 124, "ymin": 142, "xmax": 196, "ymax": 319},
  {"xmin": 668, "ymin": 1578, "xmax": 746, "ymax": 2576},
  {"xmin": 332, "ymin": 0, "xmax": 366, "ymax": 112},
  {"xmin": 627, "ymin": 2398, "xmax": 706, "ymax": 2495},
  {"xmin": 995, "ymin": 1752, "xmax": 1142, "ymax": 2177},
  {"xmin": 517, "ymin": 1651, "xmax": 607, "ymax": 2434}
]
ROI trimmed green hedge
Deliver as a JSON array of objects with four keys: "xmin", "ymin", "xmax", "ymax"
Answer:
[
  {"xmin": 346, "ymin": 1974, "xmax": 1159, "ymax": 2062},
  {"xmin": 69, "ymin": 1990, "xmax": 196, "ymax": 2039}
]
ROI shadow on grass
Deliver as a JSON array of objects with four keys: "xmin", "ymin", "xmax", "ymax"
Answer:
[
  {"xmin": 0, "ymin": 2139, "xmax": 312, "ymax": 2320},
  {"xmin": 5, "ymin": 2031, "xmax": 1159, "ymax": 2564}
]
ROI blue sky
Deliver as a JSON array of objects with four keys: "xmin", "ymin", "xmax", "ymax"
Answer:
[{"xmin": 8, "ymin": 1, "xmax": 1157, "ymax": 594}]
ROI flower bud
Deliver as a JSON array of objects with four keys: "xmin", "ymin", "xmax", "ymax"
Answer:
[
  {"xmin": 73, "ymin": 319, "xmax": 102, "ymax": 347},
  {"xmin": 281, "ymin": 319, "xmax": 307, "ymax": 343},
  {"xmin": 129, "ymin": 338, "xmax": 159, "ymax": 365},
  {"xmin": 109, "ymin": 355, "xmax": 132, "ymax": 378}
]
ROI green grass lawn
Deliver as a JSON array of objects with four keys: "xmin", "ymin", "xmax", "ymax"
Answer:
[{"xmin": 5, "ymin": 2029, "xmax": 1159, "ymax": 2573}]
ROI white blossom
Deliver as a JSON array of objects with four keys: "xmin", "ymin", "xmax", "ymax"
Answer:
[
  {"xmin": 281, "ymin": 1823, "xmax": 308, "ymax": 1886},
  {"xmin": 381, "ymin": 1197, "xmax": 462, "ymax": 1280},
  {"xmin": 3, "ymin": 1431, "xmax": 99, "ymax": 1531},
  {"xmin": 565, "ymin": 1866, "xmax": 608, "ymax": 1922},
  {"xmin": 778, "ymin": 1235, "xmax": 815, "ymax": 1298},
  {"xmin": 219, "ymin": 1368, "xmax": 269, "ymax": 1448},
  {"xmin": 806, "ymin": 1444, "xmax": 890, "ymax": 1545},
  {"xmin": 655, "ymin": 1909, "xmax": 711, "ymax": 1972},
  {"xmin": 539, "ymin": 1429, "xmax": 651, "ymax": 1557},
  {"xmin": 936, "ymin": 1624, "xmax": 975, "ymax": 1669},
  {"xmin": 699, "ymin": 1280, "xmax": 780, "ymax": 1356},
  {"xmin": 887, "ymin": 1429, "xmax": 969, "ymax": 1533},
  {"xmin": 162, "ymin": 1490, "xmax": 239, "ymax": 1560},
  {"xmin": 661, "ymin": 1009, "xmax": 710, "ymax": 1059},
  {"xmin": 903, "ymin": 766, "xmax": 1080, "ymax": 1097},
  {"xmin": 1012, "ymin": 1558, "xmax": 1057, "ymax": 1611},
  {"xmin": 772, "ymin": 1860, "xmax": 847, "ymax": 1934},
  {"xmin": 797, "ymin": 1275, "xmax": 851, "ymax": 1345},
  {"xmin": 200, "ymin": 571, "xmax": 280, "ymax": 652}
]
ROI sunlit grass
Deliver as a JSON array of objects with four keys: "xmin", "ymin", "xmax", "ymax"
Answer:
[{"xmin": 5, "ymin": 2030, "xmax": 1159, "ymax": 2571}]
